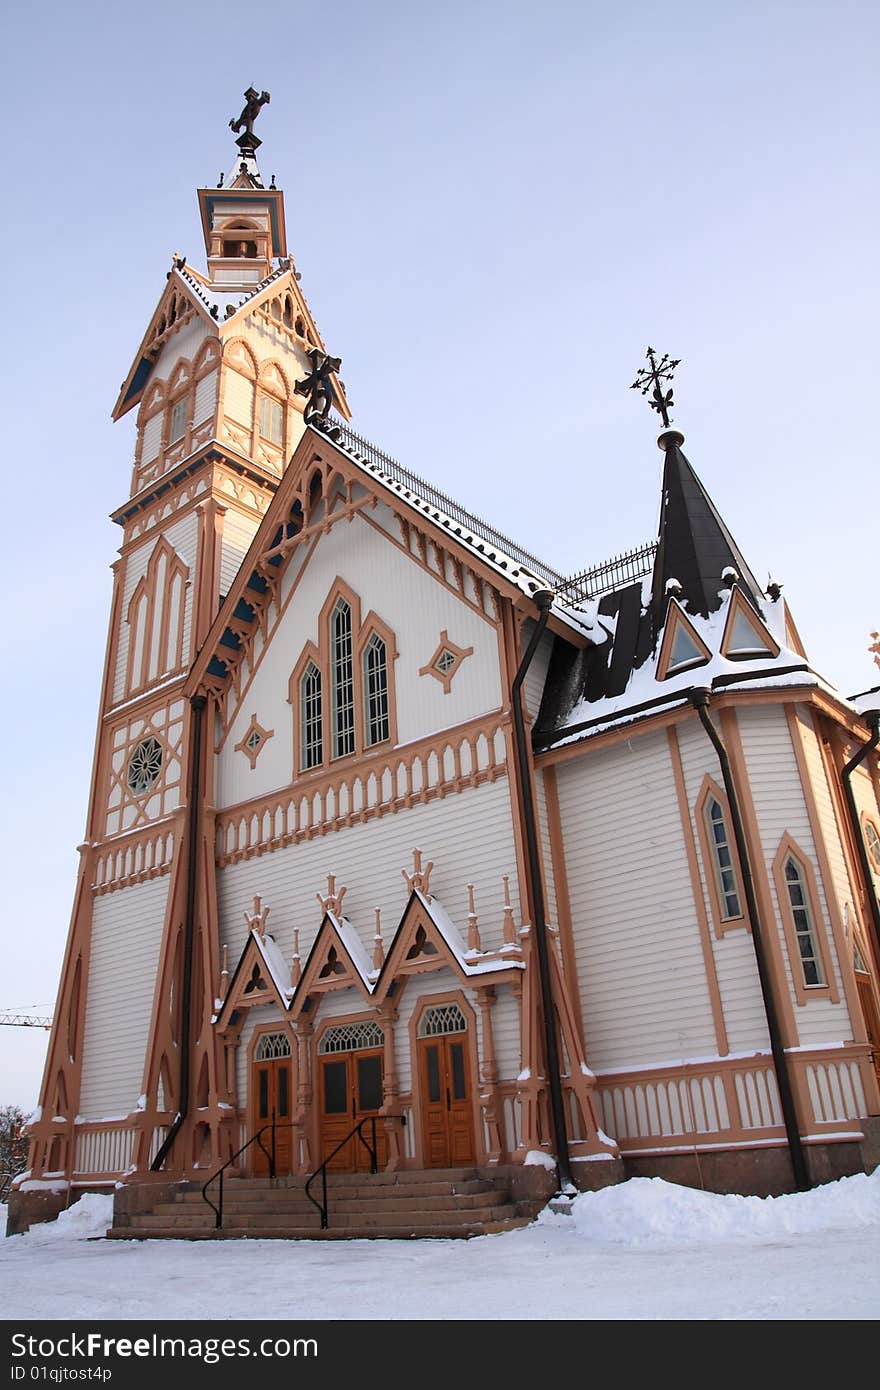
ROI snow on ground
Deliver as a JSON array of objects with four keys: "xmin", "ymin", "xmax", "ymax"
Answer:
[{"xmin": 3, "ymin": 1171, "xmax": 880, "ymax": 1320}]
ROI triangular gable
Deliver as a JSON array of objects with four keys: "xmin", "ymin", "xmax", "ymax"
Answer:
[
  {"xmin": 783, "ymin": 600, "xmax": 808, "ymax": 659},
  {"xmin": 214, "ymin": 929, "xmax": 292, "ymax": 1030},
  {"xmin": 290, "ymin": 912, "xmax": 375, "ymax": 1017},
  {"xmin": 720, "ymin": 587, "xmax": 780, "ymax": 661},
  {"xmin": 112, "ymin": 269, "xmax": 218, "ymax": 420},
  {"xmin": 656, "ymin": 598, "xmax": 712, "ymax": 680},
  {"xmin": 185, "ymin": 425, "xmax": 572, "ymax": 705},
  {"xmin": 373, "ymin": 892, "xmax": 464, "ymax": 998},
  {"xmin": 373, "ymin": 891, "xmax": 522, "ymax": 1003}
]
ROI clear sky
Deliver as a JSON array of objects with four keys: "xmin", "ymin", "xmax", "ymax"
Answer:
[{"xmin": 1, "ymin": 0, "xmax": 877, "ymax": 1110}]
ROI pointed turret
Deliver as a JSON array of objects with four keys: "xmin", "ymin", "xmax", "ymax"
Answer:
[{"xmin": 650, "ymin": 426, "xmax": 764, "ymax": 625}]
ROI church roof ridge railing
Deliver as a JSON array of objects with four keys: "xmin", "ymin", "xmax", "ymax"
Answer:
[
  {"xmin": 553, "ymin": 540, "xmax": 658, "ymax": 604},
  {"xmin": 329, "ymin": 417, "xmax": 566, "ymax": 587}
]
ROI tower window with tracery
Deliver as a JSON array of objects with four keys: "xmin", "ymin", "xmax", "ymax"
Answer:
[
  {"xmin": 259, "ymin": 395, "xmax": 283, "ymax": 445},
  {"xmin": 169, "ymin": 396, "xmax": 188, "ymax": 444},
  {"xmin": 300, "ymin": 661, "xmax": 323, "ymax": 771},
  {"xmin": 363, "ymin": 632, "xmax": 389, "ymax": 747},
  {"xmin": 331, "ymin": 598, "xmax": 355, "ymax": 759}
]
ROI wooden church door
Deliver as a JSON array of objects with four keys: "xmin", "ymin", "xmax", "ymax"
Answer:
[
  {"xmin": 252, "ymin": 1031, "xmax": 294, "ymax": 1175},
  {"xmin": 317, "ymin": 1021, "xmax": 388, "ymax": 1171},
  {"xmin": 417, "ymin": 1003, "xmax": 476, "ymax": 1168}
]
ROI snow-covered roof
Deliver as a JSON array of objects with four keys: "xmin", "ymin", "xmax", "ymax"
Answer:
[
  {"xmin": 251, "ymin": 930, "xmax": 294, "ymax": 1002},
  {"xmin": 326, "ymin": 911, "xmax": 377, "ymax": 989},
  {"xmin": 413, "ymin": 891, "xmax": 524, "ymax": 976}
]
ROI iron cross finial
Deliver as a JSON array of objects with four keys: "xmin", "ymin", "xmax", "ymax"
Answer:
[
  {"xmin": 630, "ymin": 346, "xmax": 681, "ymax": 427},
  {"xmin": 295, "ymin": 348, "xmax": 342, "ymax": 427}
]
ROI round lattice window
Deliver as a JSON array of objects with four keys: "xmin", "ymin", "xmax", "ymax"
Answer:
[{"xmin": 126, "ymin": 736, "xmax": 163, "ymax": 794}]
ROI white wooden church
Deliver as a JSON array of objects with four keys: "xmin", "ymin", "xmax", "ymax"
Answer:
[{"xmin": 10, "ymin": 97, "xmax": 880, "ymax": 1236}]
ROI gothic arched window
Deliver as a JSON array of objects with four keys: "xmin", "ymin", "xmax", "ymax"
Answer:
[
  {"xmin": 363, "ymin": 632, "xmax": 389, "ymax": 747},
  {"xmin": 331, "ymin": 597, "xmax": 355, "ymax": 759},
  {"xmin": 300, "ymin": 661, "xmax": 323, "ymax": 771}
]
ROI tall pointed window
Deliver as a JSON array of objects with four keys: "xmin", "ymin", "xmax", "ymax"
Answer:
[
  {"xmin": 331, "ymin": 598, "xmax": 355, "ymax": 759},
  {"xmin": 290, "ymin": 585, "xmax": 397, "ymax": 775},
  {"xmin": 363, "ymin": 632, "xmax": 389, "ymax": 747},
  {"xmin": 783, "ymin": 854, "xmax": 824, "ymax": 987},
  {"xmin": 300, "ymin": 661, "xmax": 323, "ymax": 771},
  {"xmin": 705, "ymin": 797, "xmax": 742, "ymax": 920}
]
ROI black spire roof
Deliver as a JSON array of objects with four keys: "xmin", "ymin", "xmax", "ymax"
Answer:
[{"xmin": 650, "ymin": 427, "xmax": 764, "ymax": 624}]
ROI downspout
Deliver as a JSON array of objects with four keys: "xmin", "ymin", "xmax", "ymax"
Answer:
[
  {"xmin": 689, "ymin": 688, "xmax": 810, "ymax": 1190},
  {"xmin": 841, "ymin": 709, "xmax": 880, "ymax": 965},
  {"xmin": 151, "ymin": 693, "xmax": 208, "ymax": 1171},
  {"xmin": 511, "ymin": 590, "xmax": 573, "ymax": 1192}
]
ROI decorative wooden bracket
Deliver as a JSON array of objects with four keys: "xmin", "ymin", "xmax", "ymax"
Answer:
[
  {"xmin": 244, "ymin": 894, "xmax": 270, "ymax": 941},
  {"xmin": 402, "ymin": 847, "xmax": 434, "ymax": 899},
  {"xmin": 316, "ymin": 872, "xmax": 347, "ymax": 917}
]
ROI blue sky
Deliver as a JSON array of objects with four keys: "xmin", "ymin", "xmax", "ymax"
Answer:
[{"xmin": 1, "ymin": 0, "xmax": 877, "ymax": 1108}]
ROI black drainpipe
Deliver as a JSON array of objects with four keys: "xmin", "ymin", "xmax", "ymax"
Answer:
[
  {"xmin": 151, "ymin": 693, "xmax": 208, "ymax": 1171},
  {"xmin": 841, "ymin": 709, "xmax": 880, "ymax": 965},
  {"xmin": 511, "ymin": 590, "xmax": 573, "ymax": 1193},
  {"xmin": 689, "ymin": 688, "xmax": 810, "ymax": 1190}
]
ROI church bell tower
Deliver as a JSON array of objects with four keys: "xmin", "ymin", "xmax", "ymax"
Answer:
[{"xmin": 23, "ymin": 93, "xmax": 350, "ymax": 1194}]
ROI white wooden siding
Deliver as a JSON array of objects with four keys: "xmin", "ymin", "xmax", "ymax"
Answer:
[
  {"xmin": 224, "ymin": 370, "xmax": 254, "ymax": 427},
  {"xmin": 220, "ymin": 509, "xmax": 261, "ymax": 597},
  {"xmin": 735, "ymin": 706, "xmax": 850, "ymax": 1045},
  {"xmin": 140, "ymin": 412, "xmax": 162, "ymax": 471},
  {"xmin": 193, "ymin": 369, "xmax": 218, "ymax": 426},
  {"xmin": 78, "ymin": 876, "xmax": 169, "ymax": 1120},
  {"xmin": 152, "ymin": 318, "xmax": 211, "ymax": 383},
  {"xmin": 216, "ymin": 779, "xmax": 522, "ymax": 1015},
  {"xmin": 218, "ymin": 511, "xmax": 505, "ymax": 806},
  {"xmin": 674, "ymin": 719, "xmax": 769, "ymax": 1053},
  {"xmin": 556, "ymin": 730, "xmax": 719, "ymax": 1071},
  {"xmin": 113, "ymin": 511, "xmax": 199, "ymax": 704},
  {"xmin": 521, "ymin": 626, "xmax": 553, "ymax": 722},
  {"xmin": 534, "ymin": 769, "xmax": 559, "ymax": 934},
  {"xmin": 491, "ymin": 984, "xmax": 522, "ymax": 1083}
]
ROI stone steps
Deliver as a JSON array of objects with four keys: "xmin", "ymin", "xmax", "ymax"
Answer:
[
  {"xmin": 108, "ymin": 1165, "xmax": 542, "ymax": 1241},
  {"xmin": 108, "ymin": 1216, "xmax": 532, "ymax": 1242}
]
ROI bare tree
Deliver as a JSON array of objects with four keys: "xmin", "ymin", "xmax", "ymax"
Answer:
[{"xmin": 0, "ymin": 1105, "xmax": 30, "ymax": 1199}]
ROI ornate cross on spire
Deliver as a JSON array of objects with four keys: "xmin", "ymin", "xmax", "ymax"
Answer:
[
  {"xmin": 630, "ymin": 346, "xmax": 681, "ymax": 427},
  {"xmin": 295, "ymin": 348, "xmax": 342, "ymax": 427},
  {"xmin": 229, "ymin": 87, "xmax": 271, "ymax": 152}
]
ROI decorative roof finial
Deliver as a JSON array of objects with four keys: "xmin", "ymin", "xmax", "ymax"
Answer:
[
  {"xmin": 229, "ymin": 87, "xmax": 271, "ymax": 153},
  {"xmin": 295, "ymin": 348, "xmax": 342, "ymax": 427},
  {"xmin": 630, "ymin": 346, "xmax": 681, "ymax": 428}
]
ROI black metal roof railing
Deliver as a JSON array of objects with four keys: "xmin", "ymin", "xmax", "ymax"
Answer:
[
  {"xmin": 553, "ymin": 540, "xmax": 658, "ymax": 604},
  {"xmin": 329, "ymin": 417, "xmax": 658, "ymax": 606}
]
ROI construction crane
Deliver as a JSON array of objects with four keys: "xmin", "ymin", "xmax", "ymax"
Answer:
[{"xmin": 0, "ymin": 1012, "xmax": 53, "ymax": 1030}]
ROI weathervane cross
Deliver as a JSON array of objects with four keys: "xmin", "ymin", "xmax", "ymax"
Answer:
[{"xmin": 630, "ymin": 347, "xmax": 681, "ymax": 427}]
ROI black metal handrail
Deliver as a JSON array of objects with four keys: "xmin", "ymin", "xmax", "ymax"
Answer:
[
  {"xmin": 201, "ymin": 1120, "xmax": 277, "ymax": 1230},
  {"xmin": 305, "ymin": 1116, "xmax": 379, "ymax": 1230}
]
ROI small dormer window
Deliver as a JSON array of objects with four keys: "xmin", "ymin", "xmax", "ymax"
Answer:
[{"xmin": 169, "ymin": 397, "xmax": 188, "ymax": 444}]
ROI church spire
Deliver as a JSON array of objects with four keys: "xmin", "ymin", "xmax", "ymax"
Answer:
[{"xmin": 629, "ymin": 348, "xmax": 765, "ymax": 624}]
